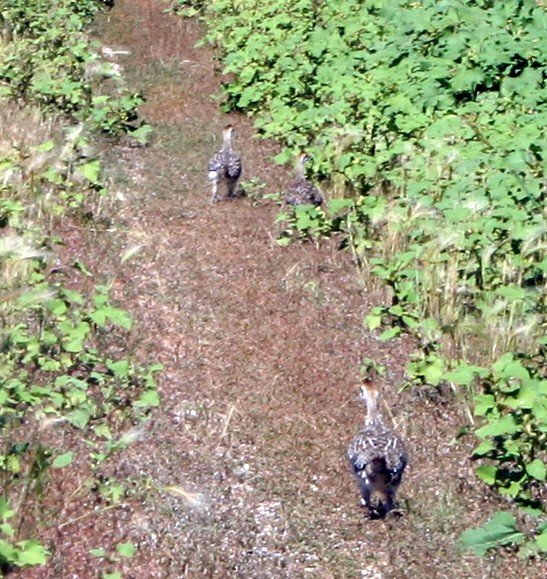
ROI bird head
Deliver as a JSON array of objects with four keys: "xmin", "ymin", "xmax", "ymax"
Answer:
[{"xmin": 359, "ymin": 379, "xmax": 379, "ymax": 403}]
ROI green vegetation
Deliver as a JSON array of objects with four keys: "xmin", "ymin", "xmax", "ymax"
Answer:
[
  {"xmin": 181, "ymin": 0, "xmax": 547, "ymax": 557},
  {"xmin": 0, "ymin": 0, "xmax": 149, "ymax": 136},
  {"xmin": 1, "ymin": 0, "xmax": 158, "ymax": 573}
]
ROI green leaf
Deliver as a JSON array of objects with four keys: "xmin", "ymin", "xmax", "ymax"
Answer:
[
  {"xmin": 536, "ymin": 529, "xmax": 547, "ymax": 552},
  {"xmin": 525, "ymin": 459, "xmax": 546, "ymax": 482},
  {"xmin": 106, "ymin": 360, "xmax": 129, "ymax": 377},
  {"xmin": 0, "ymin": 539, "xmax": 15, "ymax": 563},
  {"xmin": 0, "ymin": 523, "xmax": 14, "ymax": 537},
  {"xmin": 475, "ymin": 415, "xmax": 519, "ymax": 438},
  {"xmin": 134, "ymin": 390, "xmax": 160, "ymax": 408},
  {"xmin": 460, "ymin": 512, "xmax": 525, "ymax": 556},
  {"xmin": 52, "ymin": 451, "xmax": 73, "ymax": 468},
  {"xmin": 475, "ymin": 464, "xmax": 497, "ymax": 485},
  {"xmin": 0, "ymin": 497, "xmax": 15, "ymax": 520},
  {"xmin": 89, "ymin": 548, "xmax": 106, "ymax": 557},
  {"xmin": 276, "ymin": 237, "xmax": 291, "ymax": 247},
  {"xmin": 90, "ymin": 307, "xmax": 133, "ymax": 330},
  {"xmin": 116, "ymin": 542, "xmax": 136, "ymax": 558},
  {"xmin": 444, "ymin": 364, "xmax": 486, "ymax": 386},
  {"xmin": 69, "ymin": 408, "xmax": 91, "ymax": 429},
  {"xmin": 378, "ymin": 327, "xmax": 401, "ymax": 341},
  {"xmin": 131, "ymin": 124, "xmax": 153, "ymax": 145},
  {"xmin": 473, "ymin": 441, "xmax": 495, "ymax": 457},
  {"xmin": 15, "ymin": 539, "xmax": 48, "ymax": 566},
  {"xmin": 77, "ymin": 159, "xmax": 101, "ymax": 183},
  {"xmin": 365, "ymin": 313, "xmax": 383, "ymax": 331},
  {"xmin": 473, "ymin": 394, "xmax": 496, "ymax": 416},
  {"xmin": 423, "ymin": 363, "xmax": 444, "ymax": 386},
  {"xmin": 327, "ymin": 199, "xmax": 353, "ymax": 213},
  {"xmin": 62, "ymin": 338, "xmax": 84, "ymax": 353}
]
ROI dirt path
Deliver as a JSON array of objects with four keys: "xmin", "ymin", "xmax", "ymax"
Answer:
[{"xmin": 22, "ymin": 2, "xmax": 542, "ymax": 578}]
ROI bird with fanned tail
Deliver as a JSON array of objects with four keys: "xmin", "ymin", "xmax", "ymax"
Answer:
[
  {"xmin": 285, "ymin": 152, "xmax": 323, "ymax": 207},
  {"xmin": 208, "ymin": 124, "xmax": 242, "ymax": 203},
  {"xmin": 348, "ymin": 379, "xmax": 407, "ymax": 517}
]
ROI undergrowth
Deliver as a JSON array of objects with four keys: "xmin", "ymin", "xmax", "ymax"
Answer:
[
  {"xmin": 1, "ymin": 0, "xmax": 158, "ymax": 573},
  {"xmin": 179, "ymin": 0, "xmax": 547, "ymax": 559}
]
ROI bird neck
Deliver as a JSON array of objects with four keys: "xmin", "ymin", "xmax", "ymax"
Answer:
[
  {"xmin": 295, "ymin": 156, "xmax": 306, "ymax": 178},
  {"xmin": 365, "ymin": 415, "xmax": 385, "ymax": 430},
  {"xmin": 222, "ymin": 130, "xmax": 233, "ymax": 152}
]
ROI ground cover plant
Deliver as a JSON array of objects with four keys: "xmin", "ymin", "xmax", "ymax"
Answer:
[
  {"xmin": 0, "ymin": 0, "xmax": 149, "ymax": 138},
  {"xmin": 178, "ymin": 0, "xmax": 547, "ymax": 558},
  {"xmin": 1, "ymin": 0, "xmax": 159, "ymax": 573}
]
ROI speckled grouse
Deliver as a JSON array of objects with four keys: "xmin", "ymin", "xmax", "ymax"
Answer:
[
  {"xmin": 208, "ymin": 124, "xmax": 242, "ymax": 203},
  {"xmin": 348, "ymin": 380, "xmax": 407, "ymax": 517},
  {"xmin": 285, "ymin": 153, "xmax": 323, "ymax": 207}
]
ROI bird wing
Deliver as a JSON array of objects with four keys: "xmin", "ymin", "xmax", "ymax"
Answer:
[{"xmin": 226, "ymin": 154, "xmax": 242, "ymax": 179}]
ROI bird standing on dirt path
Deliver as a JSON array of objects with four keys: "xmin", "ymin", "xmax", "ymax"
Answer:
[
  {"xmin": 348, "ymin": 380, "xmax": 407, "ymax": 517},
  {"xmin": 208, "ymin": 124, "xmax": 242, "ymax": 203},
  {"xmin": 285, "ymin": 153, "xmax": 323, "ymax": 207}
]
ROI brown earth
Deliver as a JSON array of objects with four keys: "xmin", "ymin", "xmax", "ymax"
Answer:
[{"xmin": 14, "ymin": 1, "xmax": 544, "ymax": 578}]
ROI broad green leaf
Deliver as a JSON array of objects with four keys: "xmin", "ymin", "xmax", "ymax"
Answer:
[
  {"xmin": 473, "ymin": 394, "xmax": 496, "ymax": 416},
  {"xmin": 131, "ymin": 124, "xmax": 153, "ymax": 145},
  {"xmin": 15, "ymin": 540, "xmax": 48, "ymax": 566},
  {"xmin": 134, "ymin": 390, "xmax": 160, "ymax": 408},
  {"xmin": 69, "ymin": 408, "xmax": 91, "ymax": 429},
  {"xmin": 444, "ymin": 364, "xmax": 486, "ymax": 386},
  {"xmin": 473, "ymin": 441, "xmax": 495, "ymax": 457},
  {"xmin": 90, "ymin": 548, "xmax": 106, "ymax": 557},
  {"xmin": 106, "ymin": 360, "xmax": 129, "ymax": 377},
  {"xmin": 379, "ymin": 327, "xmax": 401, "ymax": 341},
  {"xmin": 0, "ymin": 523, "xmax": 14, "ymax": 537},
  {"xmin": 0, "ymin": 497, "xmax": 14, "ymax": 520},
  {"xmin": 365, "ymin": 313, "xmax": 382, "ymax": 331},
  {"xmin": 62, "ymin": 338, "xmax": 84, "ymax": 353},
  {"xmin": 475, "ymin": 415, "xmax": 519, "ymax": 438},
  {"xmin": 276, "ymin": 237, "xmax": 291, "ymax": 247},
  {"xmin": 0, "ymin": 539, "xmax": 15, "ymax": 562},
  {"xmin": 77, "ymin": 159, "xmax": 101, "ymax": 183},
  {"xmin": 116, "ymin": 542, "xmax": 136, "ymax": 558},
  {"xmin": 475, "ymin": 464, "xmax": 497, "ymax": 485},
  {"xmin": 52, "ymin": 452, "xmax": 73, "ymax": 468},
  {"xmin": 423, "ymin": 363, "xmax": 444, "ymax": 386},
  {"xmin": 460, "ymin": 512, "xmax": 525, "ymax": 556},
  {"xmin": 327, "ymin": 199, "xmax": 353, "ymax": 213},
  {"xmin": 536, "ymin": 529, "xmax": 547, "ymax": 552},
  {"xmin": 525, "ymin": 459, "xmax": 546, "ymax": 482}
]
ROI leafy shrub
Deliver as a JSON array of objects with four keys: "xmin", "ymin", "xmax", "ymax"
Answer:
[
  {"xmin": 0, "ymin": 3, "xmax": 157, "ymax": 572},
  {"xmin": 460, "ymin": 511, "xmax": 547, "ymax": 558},
  {"xmin": 0, "ymin": 0, "xmax": 148, "ymax": 137}
]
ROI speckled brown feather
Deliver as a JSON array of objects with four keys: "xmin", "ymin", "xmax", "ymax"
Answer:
[
  {"xmin": 208, "ymin": 124, "xmax": 242, "ymax": 203},
  {"xmin": 286, "ymin": 153, "xmax": 323, "ymax": 207},
  {"xmin": 348, "ymin": 380, "xmax": 407, "ymax": 515}
]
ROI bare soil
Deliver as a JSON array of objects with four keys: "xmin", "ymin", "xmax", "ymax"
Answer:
[{"xmin": 15, "ymin": 1, "xmax": 543, "ymax": 577}]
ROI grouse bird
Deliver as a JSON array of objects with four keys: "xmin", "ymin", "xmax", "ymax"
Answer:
[
  {"xmin": 285, "ymin": 153, "xmax": 323, "ymax": 207},
  {"xmin": 208, "ymin": 124, "xmax": 242, "ymax": 203},
  {"xmin": 348, "ymin": 380, "xmax": 407, "ymax": 517}
]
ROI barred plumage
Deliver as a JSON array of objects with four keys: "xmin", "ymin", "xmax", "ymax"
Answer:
[
  {"xmin": 208, "ymin": 124, "xmax": 242, "ymax": 203},
  {"xmin": 286, "ymin": 153, "xmax": 323, "ymax": 207},
  {"xmin": 348, "ymin": 380, "xmax": 407, "ymax": 517}
]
